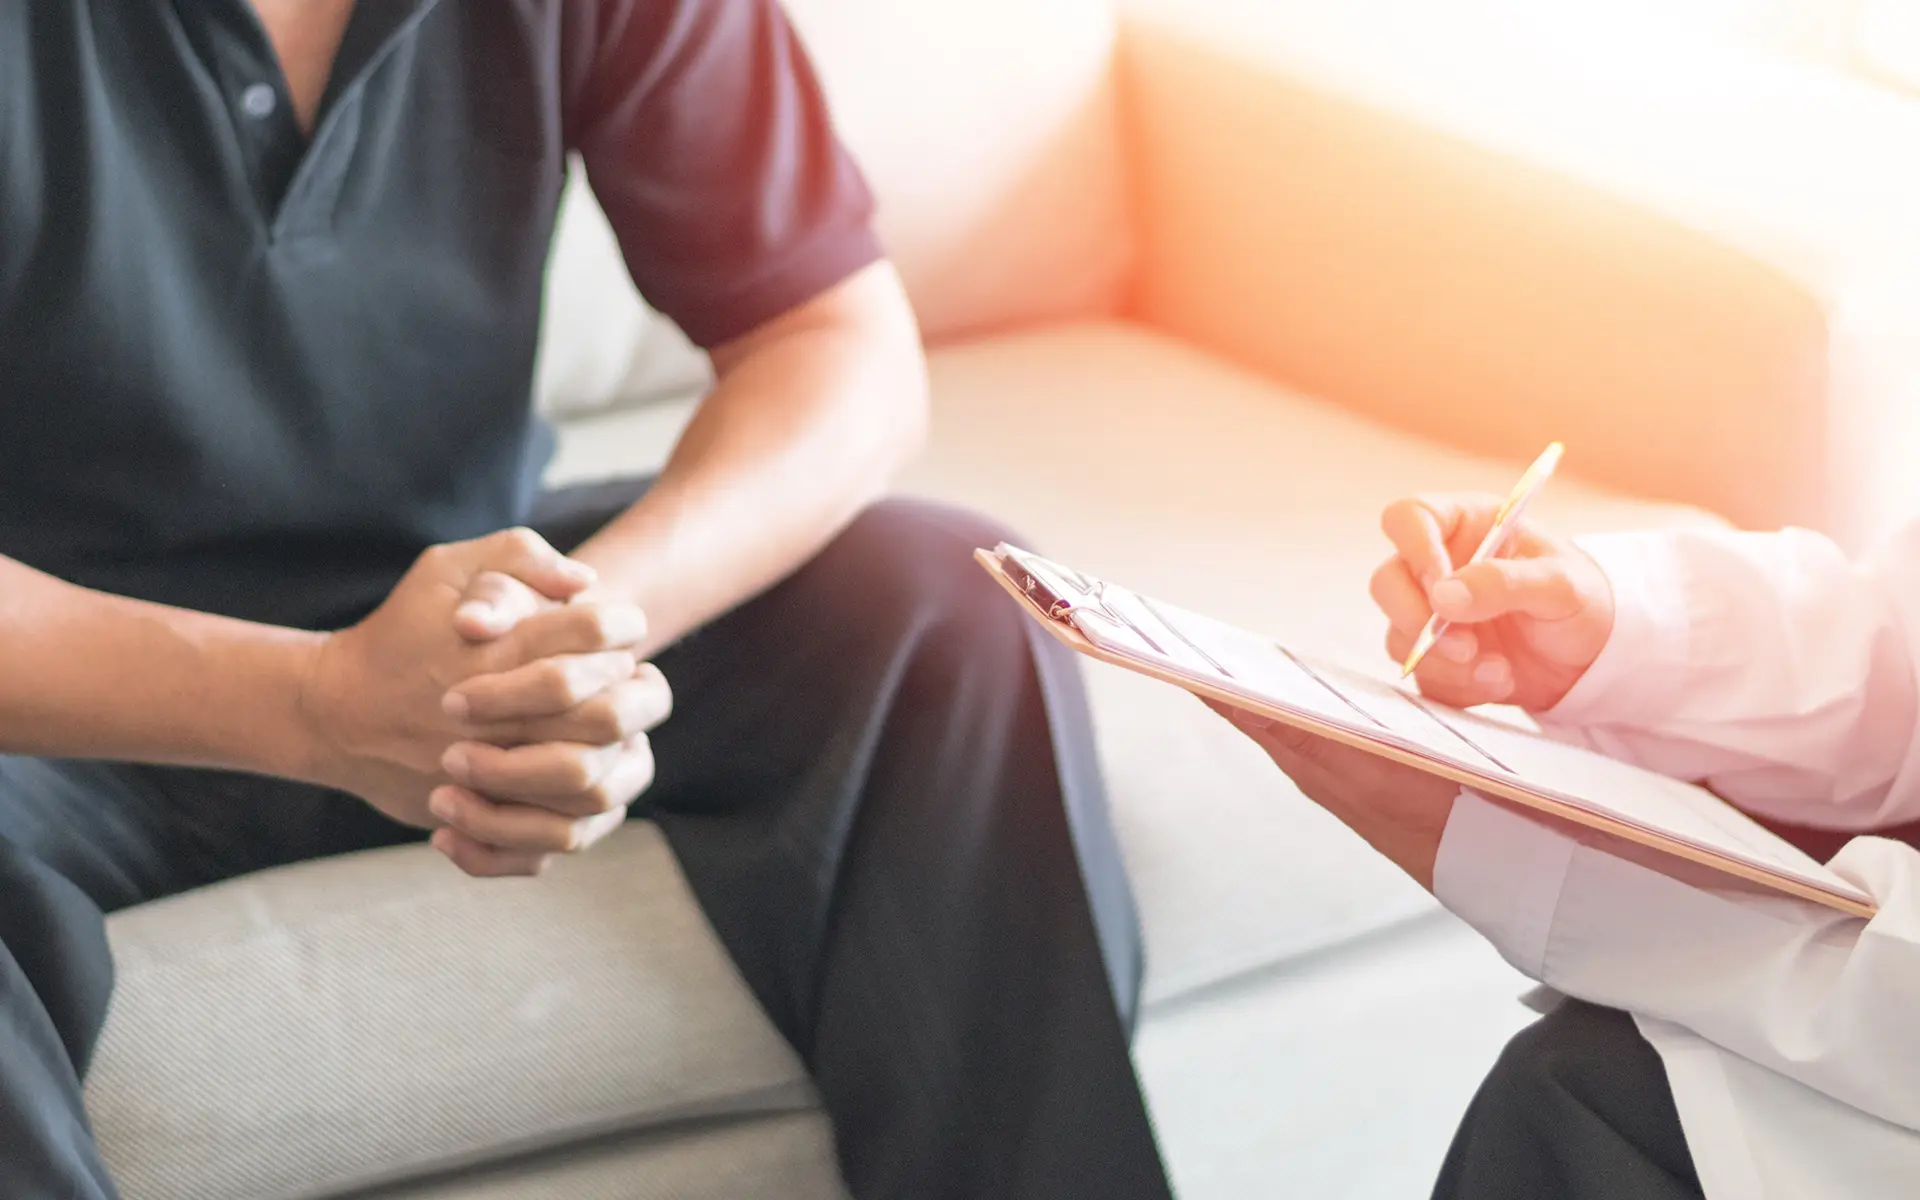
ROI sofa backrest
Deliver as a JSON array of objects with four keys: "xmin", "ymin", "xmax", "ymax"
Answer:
[{"xmin": 536, "ymin": 0, "xmax": 1133, "ymax": 417}]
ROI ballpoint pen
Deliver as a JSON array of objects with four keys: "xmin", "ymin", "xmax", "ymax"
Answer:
[{"xmin": 1401, "ymin": 441, "xmax": 1565, "ymax": 679}]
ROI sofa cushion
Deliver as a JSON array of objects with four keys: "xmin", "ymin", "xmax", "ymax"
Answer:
[
  {"xmin": 787, "ymin": 0, "xmax": 1133, "ymax": 340},
  {"xmin": 368, "ymin": 1112, "xmax": 845, "ymax": 1200},
  {"xmin": 87, "ymin": 825, "xmax": 823, "ymax": 1200},
  {"xmin": 534, "ymin": 168, "xmax": 714, "ymax": 421},
  {"xmin": 546, "ymin": 320, "xmax": 1722, "ymax": 1007},
  {"xmin": 533, "ymin": 0, "xmax": 1133, "ymax": 415}
]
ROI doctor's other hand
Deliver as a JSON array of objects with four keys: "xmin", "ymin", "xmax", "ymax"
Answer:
[
  {"xmin": 1209, "ymin": 700, "xmax": 1458, "ymax": 890},
  {"xmin": 1371, "ymin": 495, "xmax": 1616, "ymax": 712}
]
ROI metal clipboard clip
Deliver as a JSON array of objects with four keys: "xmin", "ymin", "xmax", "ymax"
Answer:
[{"xmin": 994, "ymin": 544, "xmax": 1171, "ymax": 658}]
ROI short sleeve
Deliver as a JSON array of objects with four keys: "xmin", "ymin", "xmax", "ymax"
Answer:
[{"xmin": 563, "ymin": 0, "xmax": 884, "ymax": 348}]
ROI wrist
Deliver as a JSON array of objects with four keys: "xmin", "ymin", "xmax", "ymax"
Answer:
[
  {"xmin": 1316, "ymin": 782, "xmax": 1456, "ymax": 893},
  {"xmin": 196, "ymin": 624, "xmax": 332, "ymax": 782},
  {"xmin": 281, "ymin": 630, "xmax": 354, "ymax": 788},
  {"xmin": 1340, "ymin": 799, "xmax": 1454, "ymax": 892},
  {"xmin": 1536, "ymin": 532, "xmax": 1691, "ymax": 727}
]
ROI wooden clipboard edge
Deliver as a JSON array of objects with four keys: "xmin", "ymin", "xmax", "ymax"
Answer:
[{"xmin": 976, "ymin": 549, "xmax": 1877, "ymax": 921}]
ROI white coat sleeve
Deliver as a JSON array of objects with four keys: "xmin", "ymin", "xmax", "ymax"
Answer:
[
  {"xmin": 1537, "ymin": 523, "xmax": 1920, "ymax": 830},
  {"xmin": 1436, "ymin": 789, "xmax": 1920, "ymax": 1133}
]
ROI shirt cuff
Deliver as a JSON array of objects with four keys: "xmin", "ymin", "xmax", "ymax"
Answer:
[
  {"xmin": 1432, "ymin": 790, "xmax": 1578, "ymax": 980},
  {"xmin": 1537, "ymin": 531, "xmax": 1694, "ymax": 729}
]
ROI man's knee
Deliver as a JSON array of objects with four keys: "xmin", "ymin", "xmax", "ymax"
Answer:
[
  {"xmin": 1484, "ymin": 1001, "xmax": 1656, "ymax": 1119},
  {"xmin": 824, "ymin": 498, "xmax": 1035, "ymax": 648}
]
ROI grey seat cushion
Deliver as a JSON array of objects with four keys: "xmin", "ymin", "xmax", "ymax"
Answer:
[
  {"xmin": 360, "ymin": 1112, "xmax": 846, "ymax": 1200},
  {"xmin": 86, "ymin": 823, "xmax": 828, "ymax": 1200}
]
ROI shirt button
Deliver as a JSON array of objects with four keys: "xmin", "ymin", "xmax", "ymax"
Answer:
[{"xmin": 240, "ymin": 84, "xmax": 278, "ymax": 119}]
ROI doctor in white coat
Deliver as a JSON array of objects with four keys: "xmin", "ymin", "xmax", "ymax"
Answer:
[{"xmin": 1219, "ymin": 493, "xmax": 1920, "ymax": 1200}]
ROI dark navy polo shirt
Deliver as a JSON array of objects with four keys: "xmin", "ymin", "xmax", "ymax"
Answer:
[{"xmin": 0, "ymin": 0, "xmax": 881, "ymax": 629}]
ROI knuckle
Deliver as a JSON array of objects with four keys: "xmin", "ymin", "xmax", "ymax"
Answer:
[
  {"xmin": 541, "ymin": 661, "xmax": 582, "ymax": 707},
  {"xmin": 1385, "ymin": 628, "xmax": 1409, "ymax": 660},
  {"xmin": 1367, "ymin": 561, "xmax": 1395, "ymax": 604},
  {"xmin": 503, "ymin": 526, "xmax": 545, "ymax": 555},
  {"xmin": 451, "ymin": 686, "xmax": 491, "ymax": 723},
  {"xmin": 455, "ymin": 749, "xmax": 496, "ymax": 789},
  {"xmin": 467, "ymin": 569, "xmax": 509, "ymax": 598},
  {"xmin": 559, "ymin": 751, "xmax": 598, "ymax": 793},
  {"xmin": 1379, "ymin": 501, "xmax": 1414, "ymax": 538},
  {"xmin": 584, "ymin": 697, "xmax": 627, "ymax": 744},
  {"xmin": 572, "ymin": 604, "xmax": 615, "ymax": 649},
  {"xmin": 639, "ymin": 664, "xmax": 673, "ymax": 723},
  {"xmin": 1459, "ymin": 564, "xmax": 1501, "ymax": 602}
]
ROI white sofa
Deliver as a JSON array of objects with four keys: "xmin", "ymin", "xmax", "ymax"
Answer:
[{"xmin": 84, "ymin": 2, "xmax": 1920, "ymax": 1198}]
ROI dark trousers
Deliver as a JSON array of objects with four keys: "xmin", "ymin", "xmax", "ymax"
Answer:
[
  {"xmin": 0, "ymin": 484, "xmax": 1173, "ymax": 1200},
  {"xmin": 1433, "ymin": 1000, "xmax": 1705, "ymax": 1200}
]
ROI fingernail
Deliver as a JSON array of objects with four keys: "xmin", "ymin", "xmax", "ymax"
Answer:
[
  {"xmin": 457, "ymin": 601, "xmax": 499, "ymax": 628},
  {"xmin": 1438, "ymin": 634, "xmax": 1476, "ymax": 664},
  {"xmin": 1473, "ymin": 659, "xmax": 1510, "ymax": 687},
  {"xmin": 562, "ymin": 559, "xmax": 597, "ymax": 583},
  {"xmin": 443, "ymin": 746, "xmax": 471, "ymax": 782},
  {"xmin": 441, "ymin": 691, "xmax": 471, "ymax": 720},
  {"xmin": 1430, "ymin": 579, "xmax": 1471, "ymax": 614},
  {"xmin": 428, "ymin": 791, "xmax": 457, "ymax": 823}
]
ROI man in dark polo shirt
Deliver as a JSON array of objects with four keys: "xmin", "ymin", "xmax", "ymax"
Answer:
[{"xmin": 0, "ymin": 3, "xmax": 1173, "ymax": 1197}]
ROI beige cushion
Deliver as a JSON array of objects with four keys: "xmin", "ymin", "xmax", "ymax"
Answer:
[
  {"xmin": 535, "ymin": 167, "xmax": 713, "ymax": 421},
  {"xmin": 377, "ymin": 1113, "xmax": 845, "ymax": 1200},
  {"xmin": 88, "ymin": 825, "xmax": 824, "ymax": 1200},
  {"xmin": 787, "ymin": 0, "xmax": 1132, "ymax": 340},
  {"xmin": 533, "ymin": 0, "xmax": 1132, "ymax": 415},
  {"xmin": 548, "ymin": 321, "xmax": 1721, "ymax": 1003}
]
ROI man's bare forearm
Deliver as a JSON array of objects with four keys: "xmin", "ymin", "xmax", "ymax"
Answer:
[
  {"xmin": 0, "ymin": 556, "xmax": 321, "ymax": 776},
  {"xmin": 569, "ymin": 262, "xmax": 930, "ymax": 652}
]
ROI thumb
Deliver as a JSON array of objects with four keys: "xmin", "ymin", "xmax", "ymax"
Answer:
[
  {"xmin": 453, "ymin": 571, "xmax": 554, "ymax": 642},
  {"xmin": 1433, "ymin": 557, "xmax": 1585, "ymax": 623}
]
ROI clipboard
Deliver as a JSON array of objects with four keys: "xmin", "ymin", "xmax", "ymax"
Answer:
[{"xmin": 977, "ymin": 543, "xmax": 1877, "ymax": 919}]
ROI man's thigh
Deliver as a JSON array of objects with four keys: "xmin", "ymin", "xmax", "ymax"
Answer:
[
  {"xmin": 0, "ymin": 757, "xmax": 187, "ymax": 914},
  {"xmin": 1434, "ymin": 1000, "xmax": 1703, "ymax": 1200},
  {"xmin": 0, "ymin": 756, "xmax": 419, "ymax": 914}
]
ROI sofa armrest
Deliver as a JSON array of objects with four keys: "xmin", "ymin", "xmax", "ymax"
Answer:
[{"xmin": 1119, "ymin": 0, "xmax": 1920, "ymax": 549}]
